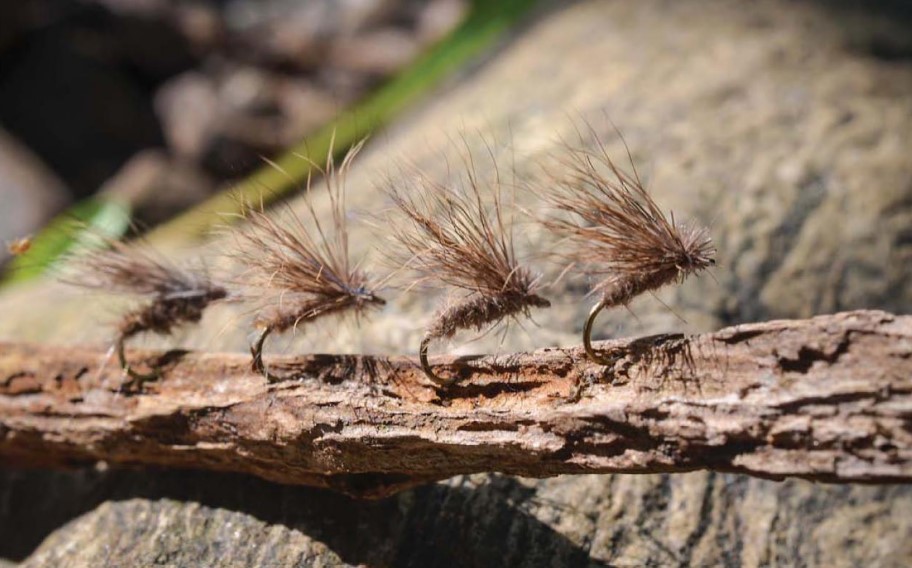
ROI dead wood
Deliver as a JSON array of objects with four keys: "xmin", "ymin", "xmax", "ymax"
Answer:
[{"xmin": 1, "ymin": 310, "xmax": 910, "ymax": 498}]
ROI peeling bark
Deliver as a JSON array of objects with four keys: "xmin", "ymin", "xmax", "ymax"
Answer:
[{"xmin": 1, "ymin": 310, "xmax": 910, "ymax": 498}]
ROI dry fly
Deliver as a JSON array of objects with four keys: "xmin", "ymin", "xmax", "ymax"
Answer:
[
  {"xmin": 64, "ymin": 238, "xmax": 228, "ymax": 384},
  {"xmin": 544, "ymin": 131, "xmax": 715, "ymax": 364},
  {"xmin": 386, "ymin": 151, "xmax": 550, "ymax": 386},
  {"xmin": 234, "ymin": 139, "xmax": 385, "ymax": 381}
]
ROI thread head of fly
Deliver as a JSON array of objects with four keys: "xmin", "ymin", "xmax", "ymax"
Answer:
[
  {"xmin": 500, "ymin": 266, "xmax": 549, "ymax": 310},
  {"xmin": 671, "ymin": 225, "xmax": 716, "ymax": 283},
  {"xmin": 205, "ymin": 286, "xmax": 230, "ymax": 303},
  {"xmin": 526, "ymin": 293, "xmax": 551, "ymax": 309},
  {"xmin": 349, "ymin": 284, "xmax": 386, "ymax": 309},
  {"xmin": 518, "ymin": 293, "xmax": 551, "ymax": 321}
]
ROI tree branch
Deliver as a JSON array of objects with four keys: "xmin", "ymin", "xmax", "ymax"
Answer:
[{"xmin": 1, "ymin": 310, "xmax": 910, "ymax": 498}]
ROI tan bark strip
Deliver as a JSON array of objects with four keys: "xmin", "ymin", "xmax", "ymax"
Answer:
[{"xmin": 1, "ymin": 310, "xmax": 910, "ymax": 498}]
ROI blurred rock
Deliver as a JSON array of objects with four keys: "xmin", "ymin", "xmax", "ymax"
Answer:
[
  {"xmin": 335, "ymin": 0, "xmax": 401, "ymax": 34},
  {"xmin": 416, "ymin": 0, "xmax": 469, "ymax": 45},
  {"xmin": 98, "ymin": 149, "xmax": 215, "ymax": 227},
  {"xmin": 316, "ymin": 66, "xmax": 375, "ymax": 102},
  {"xmin": 278, "ymin": 79, "xmax": 343, "ymax": 140},
  {"xmin": 216, "ymin": 70, "xmax": 341, "ymax": 148},
  {"xmin": 328, "ymin": 27, "xmax": 421, "ymax": 75},
  {"xmin": 0, "ymin": 129, "xmax": 69, "ymax": 267},
  {"xmin": 172, "ymin": 2, "xmax": 224, "ymax": 53},
  {"xmin": 156, "ymin": 67, "xmax": 339, "ymax": 178},
  {"xmin": 155, "ymin": 71, "xmax": 219, "ymax": 162},
  {"xmin": 200, "ymin": 66, "xmax": 297, "ymax": 177},
  {"xmin": 228, "ymin": 0, "xmax": 418, "ymax": 71},
  {"xmin": 225, "ymin": 0, "xmax": 398, "ymax": 38}
]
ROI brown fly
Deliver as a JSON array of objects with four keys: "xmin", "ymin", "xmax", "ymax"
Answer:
[
  {"xmin": 386, "ymin": 147, "xmax": 550, "ymax": 386},
  {"xmin": 234, "ymin": 139, "xmax": 385, "ymax": 381},
  {"xmin": 64, "ymin": 237, "xmax": 228, "ymax": 385},
  {"xmin": 544, "ymin": 130, "xmax": 715, "ymax": 364}
]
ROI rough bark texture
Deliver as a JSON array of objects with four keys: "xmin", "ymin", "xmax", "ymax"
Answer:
[
  {"xmin": 2, "ymin": 0, "xmax": 912, "ymax": 566},
  {"xmin": 2, "ymin": 310, "xmax": 911, "ymax": 497}
]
